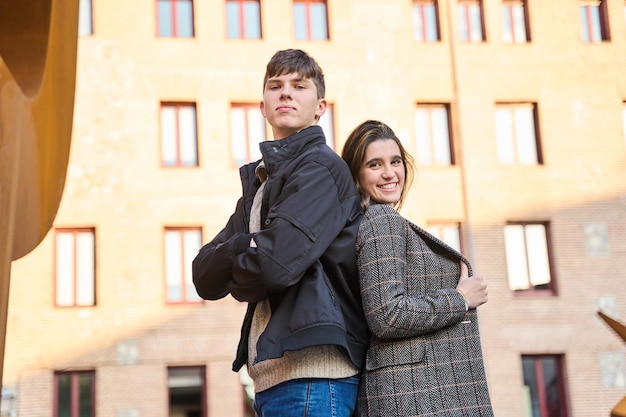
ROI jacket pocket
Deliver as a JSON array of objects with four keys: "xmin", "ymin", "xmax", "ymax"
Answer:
[{"xmin": 365, "ymin": 337, "xmax": 426, "ymax": 371}]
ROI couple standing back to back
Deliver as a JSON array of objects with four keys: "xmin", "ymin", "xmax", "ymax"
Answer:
[{"xmin": 192, "ymin": 48, "xmax": 494, "ymax": 417}]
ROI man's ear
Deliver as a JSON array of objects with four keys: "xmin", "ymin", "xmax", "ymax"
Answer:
[
  {"xmin": 259, "ymin": 100, "xmax": 266, "ymax": 118},
  {"xmin": 315, "ymin": 98, "xmax": 327, "ymax": 120}
]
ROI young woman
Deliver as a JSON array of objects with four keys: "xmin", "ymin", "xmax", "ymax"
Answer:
[{"xmin": 342, "ymin": 120, "xmax": 494, "ymax": 417}]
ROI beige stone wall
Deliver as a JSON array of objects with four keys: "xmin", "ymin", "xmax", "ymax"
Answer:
[{"xmin": 4, "ymin": 0, "xmax": 626, "ymax": 416}]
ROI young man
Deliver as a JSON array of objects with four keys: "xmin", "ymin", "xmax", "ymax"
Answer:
[{"xmin": 192, "ymin": 49, "xmax": 369, "ymax": 417}]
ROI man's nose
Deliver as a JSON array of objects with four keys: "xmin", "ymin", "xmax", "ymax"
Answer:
[{"xmin": 280, "ymin": 85, "xmax": 292, "ymax": 98}]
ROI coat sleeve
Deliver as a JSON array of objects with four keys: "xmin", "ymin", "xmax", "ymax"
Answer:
[
  {"xmin": 192, "ymin": 195, "xmax": 255, "ymax": 301},
  {"xmin": 230, "ymin": 158, "xmax": 356, "ymax": 299},
  {"xmin": 357, "ymin": 204, "xmax": 467, "ymax": 339}
]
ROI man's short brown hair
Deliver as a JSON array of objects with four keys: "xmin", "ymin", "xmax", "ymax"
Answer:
[{"xmin": 263, "ymin": 49, "xmax": 326, "ymax": 99}]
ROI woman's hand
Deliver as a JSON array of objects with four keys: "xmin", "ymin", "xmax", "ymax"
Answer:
[{"xmin": 456, "ymin": 261, "xmax": 488, "ymax": 309}]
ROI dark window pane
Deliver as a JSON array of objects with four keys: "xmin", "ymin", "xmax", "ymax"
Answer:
[
  {"xmin": 79, "ymin": 373, "xmax": 94, "ymax": 417},
  {"xmin": 542, "ymin": 357, "xmax": 563, "ymax": 417},
  {"xmin": 522, "ymin": 357, "xmax": 540, "ymax": 417},
  {"xmin": 57, "ymin": 374, "xmax": 71, "ymax": 417},
  {"xmin": 169, "ymin": 367, "xmax": 204, "ymax": 416}
]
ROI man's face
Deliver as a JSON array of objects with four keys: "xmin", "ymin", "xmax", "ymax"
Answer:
[{"xmin": 260, "ymin": 72, "xmax": 326, "ymax": 140}]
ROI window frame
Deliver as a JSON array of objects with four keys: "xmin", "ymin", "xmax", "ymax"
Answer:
[
  {"xmin": 54, "ymin": 370, "xmax": 96, "ymax": 417},
  {"xmin": 521, "ymin": 355, "xmax": 570, "ymax": 417},
  {"xmin": 160, "ymin": 102, "xmax": 199, "ymax": 168},
  {"xmin": 458, "ymin": 0, "xmax": 485, "ymax": 42},
  {"xmin": 164, "ymin": 227, "xmax": 204, "ymax": 304},
  {"xmin": 54, "ymin": 228, "xmax": 96, "ymax": 308},
  {"xmin": 293, "ymin": 0, "xmax": 329, "ymax": 41},
  {"xmin": 580, "ymin": 0, "xmax": 610, "ymax": 42},
  {"xmin": 156, "ymin": 0, "xmax": 195, "ymax": 38},
  {"xmin": 427, "ymin": 222, "xmax": 462, "ymax": 253},
  {"xmin": 502, "ymin": 0, "xmax": 530, "ymax": 43},
  {"xmin": 168, "ymin": 366, "xmax": 207, "ymax": 417},
  {"xmin": 504, "ymin": 222, "xmax": 557, "ymax": 295},
  {"xmin": 226, "ymin": 0, "xmax": 262, "ymax": 39},
  {"xmin": 494, "ymin": 102, "xmax": 542, "ymax": 165},
  {"xmin": 230, "ymin": 102, "xmax": 267, "ymax": 166},
  {"xmin": 414, "ymin": 103, "xmax": 455, "ymax": 166},
  {"xmin": 412, "ymin": 0, "xmax": 441, "ymax": 42}
]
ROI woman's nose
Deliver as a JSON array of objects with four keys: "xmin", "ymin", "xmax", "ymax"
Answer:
[{"xmin": 382, "ymin": 166, "xmax": 394, "ymax": 178}]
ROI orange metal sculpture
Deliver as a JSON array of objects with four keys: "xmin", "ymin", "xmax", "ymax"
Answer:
[
  {"xmin": 598, "ymin": 311, "xmax": 626, "ymax": 417},
  {"xmin": 0, "ymin": 0, "xmax": 78, "ymax": 385}
]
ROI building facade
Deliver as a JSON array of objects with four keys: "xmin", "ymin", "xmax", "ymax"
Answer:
[{"xmin": 3, "ymin": 0, "xmax": 626, "ymax": 416}]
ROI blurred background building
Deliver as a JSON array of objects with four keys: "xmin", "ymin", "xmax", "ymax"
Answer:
[{"xmin": 2, "ymin": 0, "xmax": 626, "ymax": 416}]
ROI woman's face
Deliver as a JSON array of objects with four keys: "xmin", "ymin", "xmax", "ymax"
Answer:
[{"xmin": 358, "ymin": 139, "xmax": 405, "ymax": 206}]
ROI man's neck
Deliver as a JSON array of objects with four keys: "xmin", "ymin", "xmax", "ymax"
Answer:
[{"xmin": 272, "ymin": 124, "xmax": 316, "ymax": 140}]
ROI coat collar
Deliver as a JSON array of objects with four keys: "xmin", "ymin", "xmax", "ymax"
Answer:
[{"xmin": 259, "ymin": 125, "xmax": 325, "ymax": 175}]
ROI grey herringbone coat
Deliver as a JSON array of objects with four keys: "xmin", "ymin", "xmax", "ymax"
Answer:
[{"xmin": 355, "ymin": 204, "xmax": 493, "ymax": 417}]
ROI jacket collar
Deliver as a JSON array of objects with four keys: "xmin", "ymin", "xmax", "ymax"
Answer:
[{"xmin": 259, "ymin": 125, "xmax": 325, "ymax": 175}]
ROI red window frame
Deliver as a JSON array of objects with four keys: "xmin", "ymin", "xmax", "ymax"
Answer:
[
  {"xmin": 160, "ymin": 102, "xmax": 199, "ymax": 168},
  {"xmin": 54, "ymin": 370, "xmax": 95, "ymax": 417},
  {"xmin": 293, "ymin": 0, "xmax": 329, "ymax": 40}
]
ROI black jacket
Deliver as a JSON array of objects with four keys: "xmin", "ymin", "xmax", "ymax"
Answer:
[{"xmin": 192, "ymin": 125, "xmax": 369, "ymax": 372}]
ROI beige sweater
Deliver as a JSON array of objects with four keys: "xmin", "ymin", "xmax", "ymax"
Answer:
[{"xmin": 246, "ymin": 162, "xmax": 358, "ymax": 393}]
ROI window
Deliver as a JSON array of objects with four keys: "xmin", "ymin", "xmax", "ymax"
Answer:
[
  {"xmin": 226, "ymin": 0, "xmax": 262, "ymax": 39},
  {"xmin": 157, "ymin": 0, "xmax": 194, "ymax": 37},
  {"xmin": 78, "ymin": 0, "xmax": 93, "ymax": 36},
  {"xmin": 231, "ymin": 103, "xmax": 266, "ymax": 165},
  {"xmin": 458, "ymin": 0, "xmax": 484, "ymax": 42},
  {"xmin": 54, "ymin": 371, "xmax": 95, "ymax": 417},
  {"xmin": 427, "ymin": 223, "xmax": 461, "ymax": 252},
  {"xmin": 319, "ymin": 104, "xmax": 335, "ymax": 150},
  {"xmin": 165, "ymin": 228, "xmax": 203, "ymax": 303},
  {"xmin": 160, "ymin": 102, "xmax": 198, "ymax": 167},
  {"xmin": 293, "ymin": 0, "xmax": 329, "ymax": 40},
  {"xmin": 495, "ymin": 103, "xmax": 541, "ymax": 165},
  {"xmin": 521, "ymin": 355, "xmax": 569, "ymax": 417},
  {"xmin": 168, "ymin": 366, "xmax": 206, "ymax": 417},
  {"xmin": 412, "ymin": 0, "xmax": 440, "ymax": 42},
  {"xmin": 502, "ymin": 0, "xmax": 529, "ymax": 43},
  {"xmin": 580, "ymin": 0, "xmax": 610, "ymax": 42},
  {"xmin": 55, "ymin": 229, "xmax": 96, "ymax": 307},
  {"xmin": 504, "ymin": 223, "xmax": 554, "ymax": 293},
  {"xmin": 414, "ymin": 104, "xmax": 453, "ymax": 165}
]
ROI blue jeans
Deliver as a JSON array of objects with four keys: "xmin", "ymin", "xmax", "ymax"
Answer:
[{"xmin": 252, "ymin": 376, "xmax": 360, "ymax": 417}]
